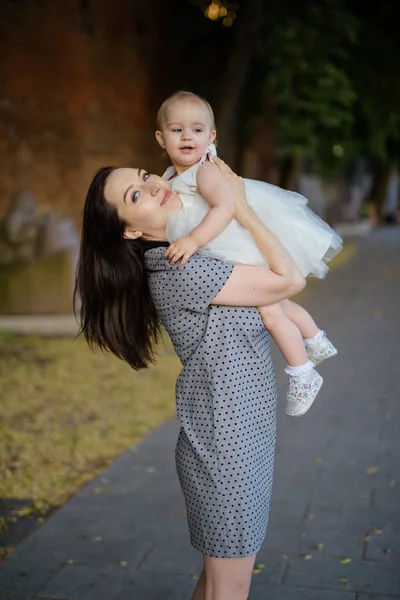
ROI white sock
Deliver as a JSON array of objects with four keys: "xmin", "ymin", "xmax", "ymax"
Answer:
[
  {"xmin": 304, "ymin": 329, "xmax": 325, "ymax": 347},
  {"xmin": 285, "ymin": 360, "xmax": 314, "ymax": 377}
]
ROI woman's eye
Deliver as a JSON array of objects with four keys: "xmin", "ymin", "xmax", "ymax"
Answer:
[
  {"xmin": 132, "ymin": 191, "xmax": 140, "ymax": 202},
  {"xmin": 143, "ymin": 172, "xmax": 149, "ymax": 182}
]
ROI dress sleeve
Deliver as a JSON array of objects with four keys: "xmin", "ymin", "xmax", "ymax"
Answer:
[{"xmin": 147, "ymin": 250, "xmax": 234, "ymax": 314}]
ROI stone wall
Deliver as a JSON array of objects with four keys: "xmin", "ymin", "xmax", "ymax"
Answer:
[{"xmin": 0, "ymin": 0, "xmax": 167, "ymax": 223}]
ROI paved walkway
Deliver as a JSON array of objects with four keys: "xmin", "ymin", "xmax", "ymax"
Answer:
[{"xmin": 1, "ymin": 228, "xmax": 399, "ymax": 599}]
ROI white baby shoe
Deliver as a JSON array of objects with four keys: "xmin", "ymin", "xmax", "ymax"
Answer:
[
  {"xmin": 285, "ymin": 368, "xmax": 323, "ymax": 417},
  {"xmin": 306, "ymin": 332, "xmax": 337, "ymax": 366}
]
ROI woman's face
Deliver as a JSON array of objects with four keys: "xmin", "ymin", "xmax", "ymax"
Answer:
[{"xmin": 104, "ymin": 167, "xmax": 181, "ymax": 241}]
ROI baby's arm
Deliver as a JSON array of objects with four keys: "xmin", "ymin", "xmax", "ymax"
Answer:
[
  {"xmin": 166, "ymin": 161, "xmax": 235, "ymax": 265},
  {"xmin": 192, "ymin": 160, "xmax": 236, "ymax": 245}
]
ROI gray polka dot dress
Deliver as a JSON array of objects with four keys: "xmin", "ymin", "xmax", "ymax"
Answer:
[{"xmin": 145, "ymin": 248, "xmax": 277, "ymax": 558}]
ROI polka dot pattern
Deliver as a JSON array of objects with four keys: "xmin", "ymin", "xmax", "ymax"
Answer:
[{"xmin": 145, "ymin": 249, "xmax": 277, "ymax": 557}]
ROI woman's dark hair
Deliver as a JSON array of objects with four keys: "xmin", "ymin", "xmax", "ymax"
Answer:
[{"xmin": 73, "ymin": 167, "xmax": 161, "ymax": 369}]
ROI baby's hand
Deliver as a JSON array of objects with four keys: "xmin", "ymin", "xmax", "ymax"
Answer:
[{"xmin": 165, "ymin": 235, "xmax": 199, "ymax": 266}]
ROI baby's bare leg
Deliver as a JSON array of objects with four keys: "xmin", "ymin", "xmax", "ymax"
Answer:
[
  {"xmin": 259, "ymin": 302, "xmax": 323, "ymax": 417},
  {"xmin": 258, "ymin": 302, "xmax": 308, "ymax": 367},
  {"xmin": 279, "ymin": 299, "xmax": 319, "ymax": 339}
]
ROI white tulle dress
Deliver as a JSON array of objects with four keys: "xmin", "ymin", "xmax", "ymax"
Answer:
[{"xmin": 163, "ymin": 144, "xmax": 343, "ymax": 278}]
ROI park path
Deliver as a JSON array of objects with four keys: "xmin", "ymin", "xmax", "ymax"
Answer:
[{"xmin": 1, "ymin": 227, "xmax": 399, "ymax": 599}]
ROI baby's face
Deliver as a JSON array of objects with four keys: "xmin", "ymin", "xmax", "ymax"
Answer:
[{"xmin": 156, "ymin": 100, "xmax": 216, "ymax": 171}]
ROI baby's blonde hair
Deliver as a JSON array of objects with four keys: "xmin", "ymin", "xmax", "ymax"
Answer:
[{"xmin": 157, "ymin": 90, "xmax": 217, "ymax": 133}]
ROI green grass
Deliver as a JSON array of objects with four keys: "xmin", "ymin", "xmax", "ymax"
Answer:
[{"xmin": 0, "ymin": 334, "xmax": 181, "ymax": 556}]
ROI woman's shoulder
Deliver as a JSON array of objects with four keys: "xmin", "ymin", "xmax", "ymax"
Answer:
[
  {"xmin": 144, "ymin": 247, "xmax": 222, "ymax": 274},
  {"xmin": 144, "ymin": 248, "xmax": 234, "ymax": 315},
  {"xmin": 144, "ymin": 248, "xmax": 234, "ymax": 294}
]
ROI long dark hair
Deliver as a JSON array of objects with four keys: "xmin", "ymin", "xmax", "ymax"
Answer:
[{"xmin": 73, "ymin": 167, "xmax": 161, "ymax": 369}]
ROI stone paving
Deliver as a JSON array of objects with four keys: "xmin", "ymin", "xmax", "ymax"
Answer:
[{"xmin": 0, "ymin": 228, "xmax": 399, "ymax": 599}]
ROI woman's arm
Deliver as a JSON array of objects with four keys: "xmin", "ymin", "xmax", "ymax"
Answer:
[
  {"xmin": 212, "ymin": 263, "xmax": 304, "ymax": 306},
  {"xmin": 212, "ymin": 157, "xmax": 305, "ymax": 306},
  {"xmin": 165, "ymin": 161, "xmax": 235, "ymax": 266}
]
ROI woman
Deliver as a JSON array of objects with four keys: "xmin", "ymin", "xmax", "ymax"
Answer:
[{"xmin": 74, "ymin": 159, "xmax": 305, "ymax": 600}]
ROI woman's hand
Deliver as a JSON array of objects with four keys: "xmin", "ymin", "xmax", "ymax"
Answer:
[{"xmin": 213, "ymin": 157, "xmax": 249, "ymax": 224}]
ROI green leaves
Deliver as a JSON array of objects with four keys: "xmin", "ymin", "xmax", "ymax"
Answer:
[{"xmin": 267, "ymin": 0, "xmax": 357, "ymax": 165}]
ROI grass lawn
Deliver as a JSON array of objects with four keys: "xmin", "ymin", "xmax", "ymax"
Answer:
[{"xmin": 0, "ymin": 332, "xmax": 181, "ymax": 557}]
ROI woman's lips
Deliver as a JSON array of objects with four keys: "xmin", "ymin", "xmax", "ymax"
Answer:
[{"xmin": 161, "ymin": 190, "xmax": 171, "ymax": 206}]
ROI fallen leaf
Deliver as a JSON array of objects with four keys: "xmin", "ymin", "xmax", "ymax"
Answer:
[
  {"xmin": 252, "ymin": 568, "xmax": 262, "ymax": 574},
  {"xmin": 316, "ymin": 543, "xmax": 324, "ymax": 551},
  {"xmin": 339, "ymin": 578, "xmax": 349, "ymax": 584},
  {"xmin": 304, "ymin": 554, "xmax": 313, "ymax": 561},
  {"xmin": 0, "ymin": 548, "xmax": 14, "ymax": 560},
  {"xmin": 372, "ymin": 528, "xmax": 383, "ymax": 535},
  {"xmin": 255, "ymin": 563, "xmax": 265, "ymax": 569},
  {"xmin": 365, "ymin": 466, "xmax": 379, "ymax": 475},
  {"xmin": 120, "ymin": 561, "xmax": 127, "ymax": 567},
  {"xmin": 308, "ymin": 514, "xmax": 315, "ymax": 520},
  {"xmin": 191, "ymin": 574, "xmax": 199, "ymax": 581},
  {"xmin": 383, "ymin": 548, "xmax": 391, "ymax": 554},
  {"xmin": 363, "ymin": 535, "xmax": 370, "ymax": 542},
  {"xmin": 340, "ymin": 558, "xmax": 352, "ymax": 564},
  {"xmin": 314, "ymin": 457, "xmax": 322, "ymax": 465}
]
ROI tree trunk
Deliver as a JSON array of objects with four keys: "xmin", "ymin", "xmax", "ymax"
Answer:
[
  {"xmin": 216, "ymin": 0, "xmax": 263, "ymax": 168},
  {"xmin": 279, "ymin": 155, "xmax": 303, "ymax": 191},
  {"xmin": 241, "ymin": 83, "xmax": 279, "ymax": 183},
  {"xmin": 370, "ymin": 161, "xmax": 393, "ymax": 224}
]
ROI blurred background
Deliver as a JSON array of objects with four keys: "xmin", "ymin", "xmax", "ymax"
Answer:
[
  {"xmin": 1, "ymin": 0, "xmax": 399, "ymax": 230},
  {"xmin": 0, "ymin": 0, "xmax": 399, "ymax": 579},
  {"xmin": 0, "ymin": 0, "xmax": 398, "ymax": 316}
]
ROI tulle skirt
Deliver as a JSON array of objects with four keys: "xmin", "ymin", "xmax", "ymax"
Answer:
[{"xmin": 166, "ymin": 178, "xmax": 343, "ymax": 279}]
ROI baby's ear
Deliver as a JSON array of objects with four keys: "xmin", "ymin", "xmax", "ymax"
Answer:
[
  {"xmin": 155, "ymin": 131, "xmax": 166, "ymax": 149},
  {"xmin": 209, "ymin": 130, "xmax": 217, "ymax": 144}
]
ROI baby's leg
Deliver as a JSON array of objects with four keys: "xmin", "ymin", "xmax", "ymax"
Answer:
[
  {"xmin": 258, "ymin": 302, "xmax": 323, "ymax": 418},
  {"xmin": 258, "ymin": 303, "xmax": 309, "ymax": 367},
  {"xmin": 279, "ymin": 299, "xmax": 319, "ymax": 339},
  {"xmin": 280, "ymin": 299, "xmax": 337, "ymax": 365}
]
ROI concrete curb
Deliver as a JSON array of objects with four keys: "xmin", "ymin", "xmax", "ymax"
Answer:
[
  {"xmin": 0, "ymin": 315, "xmax": 79, "ymax": 337},
  {"xmin": 0, "ymin": 238, "xmax": 359, "ymax": 338}
]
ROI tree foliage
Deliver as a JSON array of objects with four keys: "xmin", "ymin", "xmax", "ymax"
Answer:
[
  {"xmin": 265, "ymin": 0, "xmax": 357, "ymax": 173},
  {"xmin": 188, "ymin": 0, "xmax": 400, "ymax": 177},
  {"xmin": 348, "ymin": 2, "xmax": 400, "ymax": 162}
]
